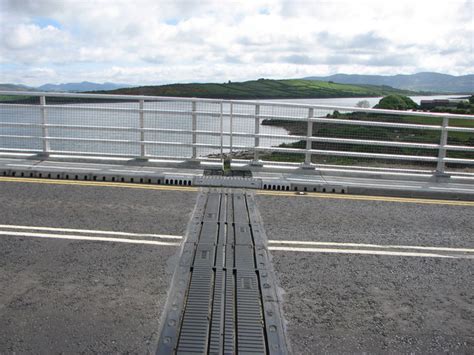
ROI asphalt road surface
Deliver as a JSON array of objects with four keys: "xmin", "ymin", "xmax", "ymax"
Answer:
[
  {"xmin": 257, "ymin": 193, "xmax": 474, "ymax": 354},
  {"xmin": 0, "ymin": 178, "xmax": 473, "ymax": 354},
  {"xmin": 0, "ymin": 179, "xmax": 197, "ymax": 353}
]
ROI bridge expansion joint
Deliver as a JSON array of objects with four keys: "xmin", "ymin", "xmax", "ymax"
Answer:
[{"xmin": 157, "ymin": 189, "xmax": 288, "ymax": 354}]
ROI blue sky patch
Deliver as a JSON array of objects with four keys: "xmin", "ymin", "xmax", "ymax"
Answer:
[
  {"xmin": 32, "ymin": 17, "xmax": 62, "ymax": 29},
  {"xmin": 165, "ymin": 18, "xmax": 179, "ymax": 26}
]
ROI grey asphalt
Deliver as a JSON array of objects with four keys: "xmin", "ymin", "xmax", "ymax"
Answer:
[
  {"xmin": 257, "ymin": 195, "xmax": 474, "ymax": 247},
  {"xmin": 257, "ymin": 194, "xmax": 474, "ymax": 354},
  {"xmin": 0, "ymin": 181, "xmax": 197, "ymax": 353},
  {"xmin": 1, "ymin": 180, "xmax": 473, "ymax": 354}
]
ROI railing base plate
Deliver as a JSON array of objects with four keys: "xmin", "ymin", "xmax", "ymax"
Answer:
[
  {"xmin": 35, "ymin": 153, "xmax": 50, "ymax": 159},
  {"xmin": 432, "ymin": 171, "xmax": 451, "ymax": 181},
  {"xmin": 301, "ymin": 164, "xmax": 316, "ymax": 170},
  {"xmin": 249, "ymin": 160, "xmax": 264, "ymax": 167}
]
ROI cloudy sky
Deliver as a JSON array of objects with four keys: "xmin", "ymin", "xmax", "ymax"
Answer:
[{"xmin": 0, "ymin": 0, "xmax": 472, "ymax": 86}]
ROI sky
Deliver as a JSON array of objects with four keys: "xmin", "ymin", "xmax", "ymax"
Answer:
[{"xmin": 0, "ymin": 0, "xmax": 472, "ymax": 86}]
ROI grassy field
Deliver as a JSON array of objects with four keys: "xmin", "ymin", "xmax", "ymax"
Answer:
[
  {"xmin": 98, "ymin": 79, "xmax": 417, "ymax": 99},
  {"xmin": 0, "ymin": 95, "xmax": 30, "ymax": 102},
  {"xmin": 0, "ymin": 79, "xmax": 416, "ymax": 105},
  {"xmin": 261, "ymin": 111, "xmax": 474, "ymax": 165}
]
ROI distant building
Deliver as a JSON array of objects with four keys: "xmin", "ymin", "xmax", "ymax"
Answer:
[{"xmin": 419, "ymin": 99, "xmax": 466, "ymax": 110}]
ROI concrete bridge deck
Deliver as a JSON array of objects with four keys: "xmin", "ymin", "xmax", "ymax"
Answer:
[
  {"xmin": 1, "ymin": 155, "xmax": 474, "ymax": 200},
  {"xmin": 0, "ymin": 178, "xmax": 472, "ymax": 353}
]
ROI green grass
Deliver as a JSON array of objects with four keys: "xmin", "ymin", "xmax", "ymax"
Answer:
[
  {"xmin": 262, "ymin": 110, "xmax": 473, "ymax": 165},
  {"xmin": 0, "ymin": 95, "xmax": 26, "ymax": 102},
  {"xmin": 99, "ymin": 79, "xmax": 417, "ymax": 99}
]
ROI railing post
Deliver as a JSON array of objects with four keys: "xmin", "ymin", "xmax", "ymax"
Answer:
[
  {"xmin": 222, "ymin": 102, "xmax": 234, "ymax": 172},
  {"xmin": 435, "ymin": 116, "xmax": 450, "ymax": 176},
  {"xmin": 192, "ymin": 101, "xmax": 197, "ymax": 159},
  {"xmin": 220, "ymin": 101, "xmax": 224, "ymax": 164},
  {"xmin": 139, "ymin": 99, "xmax": 147, "ymax": 160},
  {"xmin": 251, "ymin": 104, "xmax": 263, "ymax": 166},
  {"xmin": 303, "ymin": 107, "xmax": 315, "ymax": 169},
  {"xmin": 39, "ymin": 96, "xmax": 50, "ymax": 157},
  {"xmin": 229, "ymin": 103, "xmax": 233, "ymax": 156}
]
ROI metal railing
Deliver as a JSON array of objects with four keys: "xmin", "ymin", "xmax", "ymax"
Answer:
[{"xmin": 0, "ymin": 91, "xmax": 473, "ymax": 175}]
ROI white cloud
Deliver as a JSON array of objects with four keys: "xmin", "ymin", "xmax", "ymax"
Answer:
[
  {"xmin": 2, "ymin": 23, "xmax": 66, "ymax": 50},
  {"xmin": 0, "ymin": 0, "xmax": 472, "ymax": 86}
]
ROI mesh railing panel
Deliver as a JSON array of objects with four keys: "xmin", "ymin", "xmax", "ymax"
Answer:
[
  {"xmin": 46, "ymin": 100, "xmax": 140, "ymax": 157},
  {"xmin": 0, "ymin": 92, "xmax": 473, "ymax": 173}
]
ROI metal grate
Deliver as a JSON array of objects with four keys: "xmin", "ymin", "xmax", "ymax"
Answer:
[
  {"xmin": 176, "ymin": 267, "xmax": 214, "ymax": 353},
  {"xmin": 157, "ymin": 189, "xmax": 288, "ymax": 354}
]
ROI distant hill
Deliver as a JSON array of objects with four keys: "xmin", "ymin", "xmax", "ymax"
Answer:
[
  {"xmin": 0, "ymin": 81, "xmax": 134, "ymax": 93},
  {"xmin": 0, "ymin": 83, "xmax": 35, "ymax": 91},
  {"xmin": 303, "ymin": 72, "xmax": 474, "ymax": 93},
  {"xmin": 37, "ymin": 81, "xmax": 134, "ymax": 92},
  {"xmin": 99, "ymin": 79, "xmax": 418, "ymax": 99}
]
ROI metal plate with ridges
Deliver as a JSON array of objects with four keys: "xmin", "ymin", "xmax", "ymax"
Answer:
[
  {"xmin": 193, "ymin": 244, "xmax": 216, "ymax": 268},
  {"xmin": 226, "ymin": 193, "xmax": 234, "ymax": 225},
  {"xmin": 225, "ymin": 244, "xmax": 234, "ymax": 269},
  {"xmin": 223, "ymin": 270, "xmax": 235, "ymax": 354},
  {"xmin": 218, "ymin": 193, "xmax": 228, "ymax": 223},
  {"xmin": 226, "ymin": 224, "xmax": 235, "ymax": 245},
  {"xmin": 236, "ymin": 270, "xmax": 266, "ymax": 354},
  {"xmin": 234, "ymin": 224, "xmax": 253, "ymax": 245},
  {"xmin": 176, "ymin": 267, "xmax": 213, "ymax": 354},
  {"xmin": 203, "ymin": 193, "xmax": 221, "ymax": 222},
  {"xmin": 235, "ymin": 245, "xmax": 255, "ymax": 270},
  {"xmin": 199, "ymin": 222, "xmax": 219, "ymax": 244},
  {"xmin": 232, "ymin": 193, "xmax": 249, "ymax": 224},
  {"xmin": 157, "ymin": 189, "xmax": 288, "ymax": 355},
  {"xmin": 209, "ymin": 269, "xmax": 225, "ymax": 354},
  {"xmin": 215, "ymin": 244, "xmax": 225, "ymax": 269}
]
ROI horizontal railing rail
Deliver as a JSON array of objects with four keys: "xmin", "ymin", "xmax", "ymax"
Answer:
[
  {"xmin": 1, "ymin": 90, "xmax": 472, "ymax": 119},
  {"xmin": 0, "ymin": 90, "xmax": 473, "ymax": 175}
]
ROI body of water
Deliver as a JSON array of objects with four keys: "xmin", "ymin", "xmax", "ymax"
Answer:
[
  {"xmin": 259, "ymin": 94, "xmax": 465, "ymax": 107},
  {"xmin": 0, "ymin": 101, "xmax": 292, "ymax": 158},
  {"xmin": 0, "ymin": 94, "xmax": 463, "ymax": 159}
]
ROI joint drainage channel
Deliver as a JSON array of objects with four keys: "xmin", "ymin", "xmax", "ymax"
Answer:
[{"xmin": 157, "ymin": 188, "xmax": 288, "ymax": 355}]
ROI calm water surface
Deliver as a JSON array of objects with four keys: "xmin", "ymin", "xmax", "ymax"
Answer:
[{"xmin": 0, "ymin": 94, "xmax": 462, "ymax": 158}]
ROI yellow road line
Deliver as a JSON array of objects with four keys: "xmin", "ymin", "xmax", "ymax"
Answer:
[
  {"xmin": 1, "ymin": 176, "xmax": 472, "ymax": 206},
  {"xmin": 256, "ymin": 190, "xmax": 474, "ymax": 206},
  {"xmin": 0, "ymin": 176, "xmax": 198, "ymax": 192}
]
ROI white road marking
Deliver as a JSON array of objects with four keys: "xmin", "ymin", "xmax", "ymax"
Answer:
[
  {"xmin": 429, "ymin": 186, "xmax": 474, "ymax": 192},
  {"xmin": 0, "ymin": 224, "xmax": 471, "ymax": 259},
  {"xmin": 6, "ymin": 164, "xmax": 101, "ymax": 171},
  {"xmin": 267, "ymin": 246, "xmax": 469, "ymax": 259},
  {"xmin": 326, "ymin": 181, "xmax": 421, "ymax": 189},
  {"xmin": 37, "ymin": 166, "xmax": 101, "ymax": 171},
  {"xmin": 268, "ymin": 240, "xmax": 474, "ymax": 253},
  {"xmin": 5, "ymin": 164, "xmax": 38, "ymax": 168},
  {"xmin": 0, "ymin": 224, "xmax": 183, "ymax": 240},
  {"xmin": 108, "ymin": 169, "xmax": 157, "ymax": 174},
  {"xmin": 42, "ymin": 161, "xmax": 119, "ymax": 167},
  {"xmin": 0, "ymin": 230, "xmax": 180, "ymax": 246}
]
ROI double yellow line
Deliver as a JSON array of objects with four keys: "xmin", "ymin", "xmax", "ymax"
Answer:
[
  {"xmin": 256, "ymin": 190, "xmax": 474, "ymax": 206},
  {"xmin": 0, "ymin": 176, "xmax": 198, "ymax": 192},
  {"xmin": 1, "ymin": 176, "xmax": 473, "ymax": 206}
]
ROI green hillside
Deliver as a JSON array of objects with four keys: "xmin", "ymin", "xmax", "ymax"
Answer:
[
  {"xmin": 0, "ymin": 83, "xmax": 34, "ymax": 91},
  {"xmin": 98, "ymin": 79, "xmax": 417, "ymax": 99}
]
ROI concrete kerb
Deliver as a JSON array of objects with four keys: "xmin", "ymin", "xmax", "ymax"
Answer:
[{"xmin": 1, "ymin": 157, "xmax": 473, "ymax": 201}]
